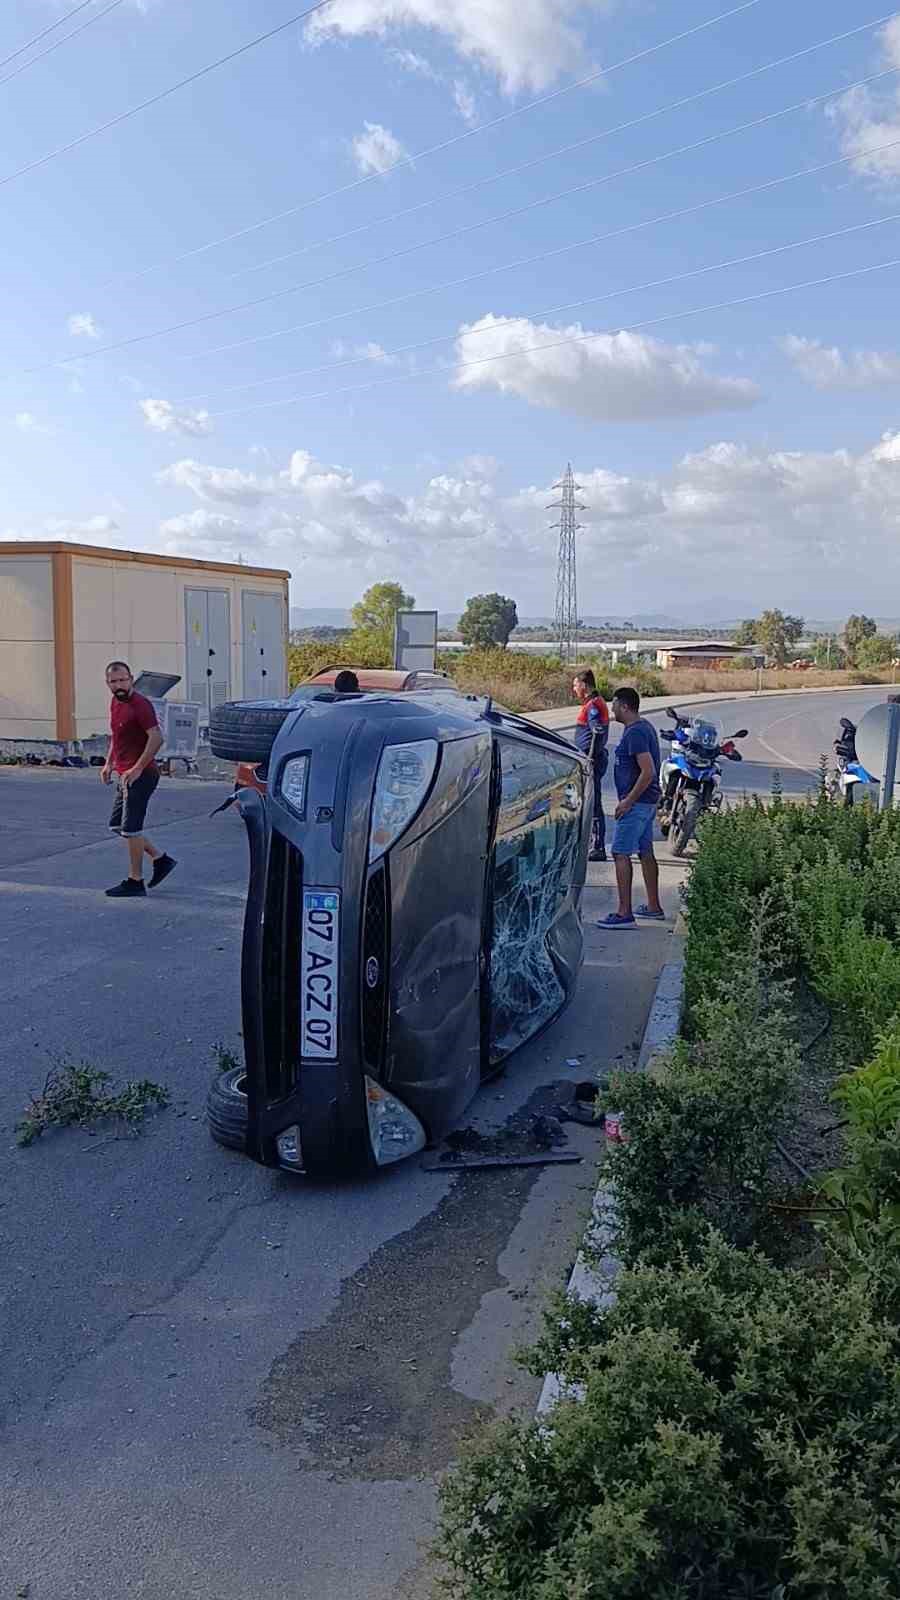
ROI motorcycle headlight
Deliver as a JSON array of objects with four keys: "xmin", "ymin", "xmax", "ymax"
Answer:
[
  {"xmin": 369, "ymin": 739, "xmax": 438, "ymax": 862},
  {"xmin": 278, "ymin": 754, "xmax": 309, "ymax": 817}
]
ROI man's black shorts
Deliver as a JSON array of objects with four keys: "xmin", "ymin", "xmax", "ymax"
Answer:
[{"xmin": 109, "ymin": 768, "xmax": 160, "ymax": 838}]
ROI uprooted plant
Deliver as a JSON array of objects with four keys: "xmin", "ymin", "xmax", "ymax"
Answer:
[{"xmin": 16, "ymin": 1060, "xmax": 170, "ymax": 1147}]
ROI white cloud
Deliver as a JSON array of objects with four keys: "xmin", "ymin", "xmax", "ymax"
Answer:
[
  {"xmin": 67, "ymin": 312, "xmax": 101, "ymax": 340},
  {"xmin": 389, "ymin": 47, "xmax": 441, "ymax": 80},
  {"xmin": 44, "ymin": 515, "xmax": 120, "ymax": 539},
  {"xmin": 780, "ymin": 334, "xmax": 900, "ymax": 391},
  {"xmin": 146, "ymin": 432, "xmax": 900, "ymax": 611},
  {"xmin": 453, "ymin": 79, "xmax": 477, "ymax": 124},
  {"xmin": 14, "ymin": 411, "xmax": 39, "ymax": 431},
  {"xmin": 140, "ymin": 397, "xmax": 213, "ymax": 436},
  {"xmin": 827, "ymin": 17, "xmax": 900, "ymax": 184},
  {"xmin": 351, "ymin": 121, "xmax": 410, "ymax": 176},
  {"xmin": 307, "ymin": 0, "xmax": 607, "ymax": 93},
  {"xmin": 453, "ymin": 316, "xmax": 760, "ymax": 421},
  {"xmin": 330, "ymin": 338, "xmax": 396, "ymax": 365},
  {"xmin": 159, "ymin": 459, "xmax": 271, "ymax": 505}
]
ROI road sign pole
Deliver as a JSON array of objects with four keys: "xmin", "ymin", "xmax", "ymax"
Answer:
[{"xmin": 880, "ymin": 698, "xmax": 900, "ymax": 811}]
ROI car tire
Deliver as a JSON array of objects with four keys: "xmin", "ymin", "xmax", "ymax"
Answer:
[
  {"xmin": 207, "ymin": 1066, "xmax": 248, "ymax": 1151},
  {"xmin": 209, "ymin": 702, "xmax": 290, "ymax": 765}
]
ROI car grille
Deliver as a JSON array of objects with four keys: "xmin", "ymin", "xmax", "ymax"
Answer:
[
  {"xmin": 261, "ymin": 831, "xmax": 302, "ymax": 1101},
  {"xmin": 361, "ymin": 865, "xmax": 388, "ymax": 1070}
]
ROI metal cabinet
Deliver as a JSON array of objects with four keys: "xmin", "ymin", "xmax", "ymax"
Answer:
[{"xmin": 185, "ymin": 588, "xmax": 231, "ymax": 718}]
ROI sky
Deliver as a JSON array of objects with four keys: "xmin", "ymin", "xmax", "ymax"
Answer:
[{"xmin": 3, "ymin": 0, "xmax": 900, "ymax": 620}]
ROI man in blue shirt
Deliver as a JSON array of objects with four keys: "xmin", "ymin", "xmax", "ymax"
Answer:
[
  {"xmin": 572, "ymin": 668, "xmax": 610, "ymax": 861},
  {"xmin": 599, "ymin": 686, "xmax": 665, "ymax": 928}
]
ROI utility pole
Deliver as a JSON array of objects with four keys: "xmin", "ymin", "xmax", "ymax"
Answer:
[{"xmin": 548, "ymin": 463, "xmax": 585, "ymax": 665}]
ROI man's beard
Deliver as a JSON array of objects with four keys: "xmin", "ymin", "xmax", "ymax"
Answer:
[{"xmin": 113, "ymin": 689, "xmax": 131, "ymax": 701}]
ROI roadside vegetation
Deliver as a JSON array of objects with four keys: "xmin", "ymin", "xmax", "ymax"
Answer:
[
  {"xmin": 437, "ymin": 792, "xmax": 900, "ymax": 1597},
  {"xmin": 289, "ymin": 584, "xmax": 898, "ymax": 713}
]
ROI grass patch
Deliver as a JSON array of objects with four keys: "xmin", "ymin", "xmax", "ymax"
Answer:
[{"xmin": 16, "ymin": 1061, "xmax": 170, "ymax": 1147}]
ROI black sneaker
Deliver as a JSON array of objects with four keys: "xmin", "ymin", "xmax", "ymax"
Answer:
[
  {"xmin": 149, "ymin": 854, "xmax": 177, "ymax": 889},
  {"xmin": 588, "ymin": 848, "xmax": 607, "ymax": 863},
  {"xmin": 105, "ymin": 879, "xmax": 146, "ymax": 898}
]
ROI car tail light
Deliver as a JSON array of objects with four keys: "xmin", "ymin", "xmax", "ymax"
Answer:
[
  {"xmin": 368, "ymin": 740, "xmax": 438, "ymax": 862},
  {"xmin": 364, "ymin": 1077, "xmax": 426, "ymax": 1165}
]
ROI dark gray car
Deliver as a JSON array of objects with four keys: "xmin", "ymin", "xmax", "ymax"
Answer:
[{"xmin": 208, "ymin": 687, "xmax": 591, "ymax": 1178}]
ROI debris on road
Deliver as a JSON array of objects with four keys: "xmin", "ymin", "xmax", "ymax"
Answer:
[{"xmin": 15, "ymin": 1061, "xmax": 170, "ymax": 1147}]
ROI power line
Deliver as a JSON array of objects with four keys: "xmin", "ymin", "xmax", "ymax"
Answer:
[
  {"xmin": 0, "ymin": 0, "xmax": 125, "ymax": 89},
  {"xmin": 0, "ymin": 0, "xmax": 337, "ymax": 190},
  {"xmin": 101, "ymin": 0, "xmax": 770, "ymax": 287},
  {"xmin": 0, "ymin": 0, "xmax": 103, "ymax": 74},
  {"xmin": 224, "ymin": 12, "xmax": 900, "ymax": 285},
  {"xmin": 20, "ymin": 58, "xmax": 897, "ymax": 377},
  {"xmin": 173, "ymin": 133, "xmax": 900, "ymax": 404},
  {"xmin": 208, "ymin": 253, "xmax": 900, "ymax": 419}
]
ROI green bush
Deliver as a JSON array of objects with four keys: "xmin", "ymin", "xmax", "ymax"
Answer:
[
  {"xmin": 817, "ymin": 1028, "xmax": 900, "ymax": 1318},
  {"xmin": 604, "ymin": 936, "xmax": 799, "ymax": 1262},
  {"xmin": 439, "ymin": 1232, "xmax": 900, "ymax": 1600},
  {"xmin": 683, "ymin": 799, "xmax": 900, "ymax": 1060}
]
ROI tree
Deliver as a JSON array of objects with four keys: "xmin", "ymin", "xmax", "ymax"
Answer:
[
  {"xmin": 843, "ymin": 614, "xmax": 877, "ymax": 666},
  {"xmin": 458, "ymin": 593, "xmax": 519, "ymax": 650},
  {"xmin": 754, "ymin": 609, "xmax": 804, "ymax": 666},
  {"xmin": 812, "ymin": 633, "xmax": 845, "ymax": 670},
  {"xmin": 856, "ymin": 632, "xmax": 896, "ymax": 669},
  {"xmin": 733, "ymin": 619, "xmax": 757, "ymax": 647},
  {"xmin": 349, "ymin": 581, "xmax": 415, "ymax": 665}
]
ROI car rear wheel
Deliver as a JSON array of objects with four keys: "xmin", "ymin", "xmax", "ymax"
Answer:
[
  {"xmin": 209, "ymin": 702, "xmax": 290, "ymax": 765},
  {"xmin": 207, "ymin": 1066, "xmax": 248, "ymax": 1151}
]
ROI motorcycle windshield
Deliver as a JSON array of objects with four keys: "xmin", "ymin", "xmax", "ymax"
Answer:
[{"xmin": 686, "ymin": 719, "xmax": 721, "ymax": 760}]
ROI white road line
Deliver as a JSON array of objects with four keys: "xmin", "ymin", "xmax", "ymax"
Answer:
[{"xmin": 752, "ymin": 708, "xmax": 824, "ymax": 779}]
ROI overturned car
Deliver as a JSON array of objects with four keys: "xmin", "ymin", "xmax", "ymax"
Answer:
[{"xmin": 209, "ymin": 685, "xmax": 592, "ymax": 1179}]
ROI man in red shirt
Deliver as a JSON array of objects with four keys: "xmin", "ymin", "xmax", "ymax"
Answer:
[
  {"xmin": 101, "ymin": 661, "xmax": 177, "ymax": 898},
  {"xmin": 572, "ymin": 668, "xmax": 610, "ymax": 862}
]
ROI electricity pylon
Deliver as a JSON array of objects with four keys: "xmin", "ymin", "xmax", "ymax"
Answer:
[{"xmin": 548, "ymin": 463, "xmax": 585, "ymax": 665}]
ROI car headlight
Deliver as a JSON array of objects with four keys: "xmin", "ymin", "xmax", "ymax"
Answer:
[
  {"xmin": 278, "ymin": 754, "xmax": 309, "ymax": 817},
  {"xmin": 365, "ymin": 1077, "xmax": 426, "ymax": 1165},
  {"xmin": 368, "ymin": 740, "xmax": 438, "ymax": 862}
]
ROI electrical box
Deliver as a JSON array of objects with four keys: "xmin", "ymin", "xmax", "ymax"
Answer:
[{"xmin": 133, "ymin": 672, "xmax": 201, "ymax": 761}]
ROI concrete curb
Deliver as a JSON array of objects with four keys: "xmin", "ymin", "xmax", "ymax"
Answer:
[{"xmin": 535, "ymin": 951, "xmax": 686, "ymax": 1417}]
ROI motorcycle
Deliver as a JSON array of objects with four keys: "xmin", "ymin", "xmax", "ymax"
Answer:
[
  {"xmin": 834, "ymin": 716, "xmax": 879, "ymax": 806},
  {"xmin": 658, "ymin": 708, "xmax": 747, "ymax": 856}
]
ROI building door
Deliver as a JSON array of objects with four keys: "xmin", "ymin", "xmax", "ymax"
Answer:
[
  {"xmin": 241, "ymin": 590, "xmax": 286, "ymax": 699},
  {"xmin": 185, "ymin": 588, "xmax": 231, "ymax": 718}
]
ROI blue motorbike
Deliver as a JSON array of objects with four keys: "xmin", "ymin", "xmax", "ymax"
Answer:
[
  {"xmin": 658, "ymin": 707, "xmax": 747, "ymax": 856},
  {"xmin": 834, "ymin": 717, "xmax": 879, "ymax": 806}
]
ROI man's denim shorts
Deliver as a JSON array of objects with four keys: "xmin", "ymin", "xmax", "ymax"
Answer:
[{"xmin": 611, "ymin": 800, "xmax": 657, "ymax": 857}]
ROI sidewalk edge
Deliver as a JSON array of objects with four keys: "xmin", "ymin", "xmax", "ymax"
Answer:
[{"xmin": 535, "ymin": 948, "xmax": 686, "ymax": 1416}]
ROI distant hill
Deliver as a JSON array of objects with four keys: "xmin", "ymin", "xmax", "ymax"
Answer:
[{"xmin": 290, "ymin": 607, "xmax": 352, "ymax": 629}]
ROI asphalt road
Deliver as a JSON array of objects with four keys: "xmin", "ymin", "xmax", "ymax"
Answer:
[
  {"xmin": 0, "ymin": 762, "xmax": 682, "ymax": 1600},
  {"xmin": 558, "ymin": 684, "xmax": 891, "ymax": 808}
]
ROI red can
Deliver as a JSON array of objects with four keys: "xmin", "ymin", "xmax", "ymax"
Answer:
[{"xmin": 604, "ymin": 1110, "xmax": 627, "ymax": 1144}]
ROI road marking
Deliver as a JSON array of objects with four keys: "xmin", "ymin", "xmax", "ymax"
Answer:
[{"xmin": 753, "ymin": 709, "xmax": 823, "ymax": 780}]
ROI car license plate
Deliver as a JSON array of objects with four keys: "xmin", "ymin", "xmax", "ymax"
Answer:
[{"xmin": 301, "ymin": 890, "xmax": 340, "ymax": 1059}]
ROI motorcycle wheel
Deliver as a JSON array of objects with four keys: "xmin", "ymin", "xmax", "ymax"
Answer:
[{"xmin": 672, "ymin": 792, "xmax": 702, "ymax": 856}]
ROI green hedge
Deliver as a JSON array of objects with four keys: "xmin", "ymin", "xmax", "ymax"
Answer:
[
  {"xmin": 438, "ymin": 795, "xmax": 900, "ymax": 1597},
  {"xmin": 684, "ymin": 797, "xmax": 900, "ymax": 1061},
  {"xmin": 439, "ymin": 1232, "xmax": 900, "ymax": 1600}
]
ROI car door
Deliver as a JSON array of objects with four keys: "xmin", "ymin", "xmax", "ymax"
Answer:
[{"xmin": 487, "ymin": 730, "xmax": 586, "ymax": 1066}]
